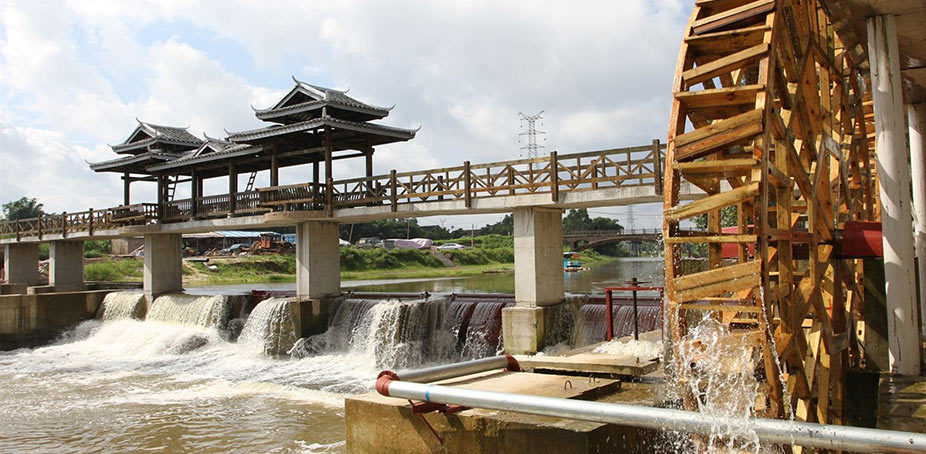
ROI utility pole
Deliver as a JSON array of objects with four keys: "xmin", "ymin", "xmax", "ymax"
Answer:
[
  {"xmin": 518, "ymin": 111, "xmax": 546, "ymax": 158},
  {"xmin": 471, "ymin": 224, "xmax": 475, "ymax": 248}
]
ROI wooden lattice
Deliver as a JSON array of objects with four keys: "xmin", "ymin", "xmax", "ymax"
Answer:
[{"xmin": 663, "ymin": 0, "xmax": 878, "ymax": 433}]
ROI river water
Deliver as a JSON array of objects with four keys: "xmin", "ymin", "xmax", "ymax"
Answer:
[{"xmin": 0, "ymin": 258, "xmax": 663, "ymax": 453}]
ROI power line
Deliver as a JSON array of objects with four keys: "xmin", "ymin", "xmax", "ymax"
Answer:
[{"xmin": 518, "ymin": 111, "xmax": 546, "ymax": 158}]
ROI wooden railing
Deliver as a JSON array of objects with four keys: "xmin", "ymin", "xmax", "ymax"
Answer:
[
  {"xmin": 0, "ymin": 204, "xmax": 157, "ymax": 239},
  {"xmin": 0, "ymin": 143, "xmax": 665, "ymax": 239}
]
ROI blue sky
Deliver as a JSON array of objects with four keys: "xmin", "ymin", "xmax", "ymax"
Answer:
[{"xmin": 0, "ymin": 0, "xmax": 690, "ymax": 230}]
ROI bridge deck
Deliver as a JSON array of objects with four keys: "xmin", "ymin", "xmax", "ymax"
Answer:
[{"xmin": 0, "ymin": 143, "xmax": 702, "ymax": 244}]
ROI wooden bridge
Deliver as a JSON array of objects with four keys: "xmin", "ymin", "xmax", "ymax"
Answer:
[{"xmin": 0, "ymin": 141, "xmax": 706, "ymax": 243}]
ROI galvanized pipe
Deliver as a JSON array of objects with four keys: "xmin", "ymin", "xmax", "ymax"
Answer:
[
  {"xmin": 377, "ymin": 379, "xmax": 926, "ymax": 454},
  {"xmin": 385, "ymin": 355, "xmax": 520, "ymax": 384}
]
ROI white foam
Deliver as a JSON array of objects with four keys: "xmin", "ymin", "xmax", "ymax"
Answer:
[{"xmin": 592, "ymin": 339, "xmax": 664, "ymax": 359}]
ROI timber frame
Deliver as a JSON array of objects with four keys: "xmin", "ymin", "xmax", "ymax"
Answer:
[{"xmin": 663, "ymin": 0, "xmax": 878, "ymax": 436}]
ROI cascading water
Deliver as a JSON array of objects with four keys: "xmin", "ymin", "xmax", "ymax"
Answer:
[
  {"xmin": 238, "ymin": 298, "xmax": 299, "ymax": 356},
  {"xmin": 576, "ymin": 303, "xmax": 662, "ymax": 346},
  {"xmin": 460, "ymin": 301, "xmax": 510, "ymax": 359},
  {"xmin": 98, "ymin": 292, "xmax": 147, "ymax": 320},
  {"xmin": 146, "ymin": 293, "xmax": 231, "ymax": 329}
]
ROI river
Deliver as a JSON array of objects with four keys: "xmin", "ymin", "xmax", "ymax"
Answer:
[{"xmin": 0, "ymin": 258, "xmax": 663, "ymax": 454}]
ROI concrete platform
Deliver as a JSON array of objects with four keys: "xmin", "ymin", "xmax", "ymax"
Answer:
[
  {"xmin": 877, "ymin": 374, "xmax": 926, "ymax": 433},
  {"xmin": 516, "ymin": 352, "xmax": 660, "ymax": 377},
  {"xmin": 345, "ymin": 370, "xmax": 664, "ymax": 453}
]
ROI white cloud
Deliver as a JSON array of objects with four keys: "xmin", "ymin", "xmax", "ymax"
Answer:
[{"xmin": 0, "ymin": 0, "xmax": 689, "ymax": 228}]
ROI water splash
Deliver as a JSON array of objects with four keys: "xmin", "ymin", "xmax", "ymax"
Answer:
[
  {"xmin": 146, "ymin": 294, "xmax": 231, "ymax": 329},
  {"xmin": 98, "ymin": 292, "xmax": 146, "ymax": 321},
  {"xmin": 674, "ymin": 313, "xmax": 763, "ymax": 453}
]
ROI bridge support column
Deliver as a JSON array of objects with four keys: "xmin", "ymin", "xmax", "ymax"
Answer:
[
  {"xmin": 868, "ymin": 15, "xmax": 920, "ymax": 375},
  {"xmin": 502, "ymin": 207, "xmax": 564, "ymax": 354},
  {"xmin": 143, "ymin": 234, "xmax": 183, "ymax": 302},
  {"xmin": 296, "ymin": 221, "xmax": 340, "ymax": 299},
  {"xmin": 2, "ymin": 243, "xmax": 40, "ymax": 285},
  {"xmin": 49, "ymin": 241, "xmax": 84, "ymax": 291}
]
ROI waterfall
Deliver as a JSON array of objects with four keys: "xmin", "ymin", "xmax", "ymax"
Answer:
[
  {"xmin": 238, "ymin": 298, "xmax": 299, "ymax": 356},
  {"xmin": 576, "ymin": 303, "xmax": 662, "ymax": 347},
  {"xmin": 460, "ymin": 301, "xmax": 510, "ymax": 359},
  {"xmin": 146, "ymin": 294, "xmax": 231, "ymax": 329},
  {"xmin": 99, "ymin": 292, "xmax": 147, "ymax": 320}
]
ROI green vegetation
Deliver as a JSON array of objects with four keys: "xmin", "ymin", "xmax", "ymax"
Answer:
[
  {"xmin": 2, "ymin": 197, "xmax": 44, "ymax": 220},
  {"xmin": 85, "ymin": 258, "xmax": 144, "ymax": 282},
  {"xmin": 340, "ymin": 248, "xmax": 443, "ymax": 271},
  {"xmin": 84, "ymin": 240, "xmax": 112, "ymax": 258}
]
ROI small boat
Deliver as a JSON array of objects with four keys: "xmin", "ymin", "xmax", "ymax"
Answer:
[{"xmin": 563, "ymin": 252, "xmax": 584, "ymax": 272}]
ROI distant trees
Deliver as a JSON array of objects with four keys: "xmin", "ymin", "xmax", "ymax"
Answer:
[
  {"xmin": 562, "ymin": 208, "xmax": 623, "ymax": 232},
  {"xmin": 1, "ymin": 197, "xmax": 44, "ymax": 220}
]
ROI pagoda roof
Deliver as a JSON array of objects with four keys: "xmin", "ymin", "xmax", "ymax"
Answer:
[
  {"xmin": 252, "ymin": 77, "xmax": 393, "ymax": 124},
  {"xmin": 145, "ymin": 142, "xmax": 262, "ymax": 173},
  {"xmin": 111, "ymin": 119, "xmax": 203, "ymax": 154},
  {"xmin": 226, "ymin": 115, "xmax": 417, "ymax": 145},
  {"xmin": 89, "ymin": 150, "xmax": 183, "ymax": 172}
]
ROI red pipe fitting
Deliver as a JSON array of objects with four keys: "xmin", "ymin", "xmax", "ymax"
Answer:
[
  {"xmin": 504, "ymin": 354, "xmax": 522, "ymax": 372},
  {"xmin": 376, "ymin": 370, "xmax": 400, "ymax": 396}
]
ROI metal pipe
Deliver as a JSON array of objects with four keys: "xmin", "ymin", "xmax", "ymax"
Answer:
[
  {"xmin": 377, "ymin": 380, "xmax": 926, "ymax": 454},
  {"xmin": 382, "ymin": 355, "xmax": 520, "ymax": 385}
]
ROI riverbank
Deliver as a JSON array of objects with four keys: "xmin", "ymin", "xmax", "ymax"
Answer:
[{"xmin": 84, "ymin": 247, "xmax": 617, "ymax": 286}]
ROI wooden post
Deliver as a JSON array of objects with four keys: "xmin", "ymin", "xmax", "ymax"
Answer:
[
  {"xmin": 270, "ymin": 145, "xmax": 279, "ymax": 187},
  {"xmin": 366, "ymin": 147, "xmax": 374, "ymax": 198},
  {"xmin": 908, "ymin": 103, "xmax": 926, "ymax": 339},
  {"xmin": 62, "ymin": 212, "xmax": 67, "ymax": 238},
  {"xmin": 123, "ymin": 172, "xmax": 131, "ymax": 206},
  {"xmin": 464, "ymin": 161, "xmax": 472, "ymax": 208},
  {"xmin": 652, "ymin": 139, "xmax": 663, "ymax": 195},
  {"xmin": 37, "ymin": 214, "xmax": 42, "ymax": 240},
  {"xmin": 190, "ymin": 169, "xmax": 199, "ymax": 218},
  {"xmin": 228, "ymin": 163, "xmax": 237, "ymax": 215},
  {"xmin": 508, "ymin": 166, "xmax": 515, "ymax": 195},
  {"xmin": 313, "ymin": 160, "xmax": 320, "ymax": 208},
  {"xmin": 324, "ymin": 128, "xmax": 334, "ymax": 217},
  {"xmin": 550, "ymin": 151, "xmax": 559, "ymax": 202},
  {"xmin": 88, "ymin": 208, "xmax": 94, "ymax": 236},
  {"xmin": 390, "ymin": 169, "xmax": 398, "ymax": 212},
  {"xmin": 156, "ymin": 175, "xmax": 165, "ymax": 219}
]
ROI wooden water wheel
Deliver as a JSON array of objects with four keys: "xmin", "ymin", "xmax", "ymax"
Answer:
[{"xmin": 663, "ymin": 0, "xmax": 878, "ymax": 430}]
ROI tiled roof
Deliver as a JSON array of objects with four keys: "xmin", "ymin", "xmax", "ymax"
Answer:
[
  {"xmin": 226, "ymin": 116, "xmax": 417, "ymax": 142},
  {"xmin": 111, "ymin": 120, "xmax": 203, "ymax": 153},
  {"xmin": 145, "ymin": 143, "xmax": 261, "ymax": 171},
  {"xmin": 89, "ymin": 151, "xmax": 181, "ymax": 171}
]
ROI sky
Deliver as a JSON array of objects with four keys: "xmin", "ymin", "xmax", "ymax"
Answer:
[{"xmin": 0, "ymin": 0, "xmax": 691, "ymax": 231}]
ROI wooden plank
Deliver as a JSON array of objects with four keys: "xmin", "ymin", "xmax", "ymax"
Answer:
[
  {"xmin": 682, "ymin": 43, "xmax": 768, "ymax": 87},
  {"xmin": 680, "ymin": 303, "xmax": 763, "ymax": 313},
  {"xmin": 665, "ymin": 234, "xmax": 757, "ymax": 243},
  {"xmin": 692, "ymin": 0, "xmax": 775, "ymax": 35},
  {"xmin": 675, "ymin": 109, "xmax": 764, "ymax": 161},
  {"xmin": 675, "ymin": 84, "xmax": 764, "ymax": 110},
  {"xmin": 674, "ymin": 260, "xmax": 761, "ymax": 301},
  {"xmin": 685, "ymin": 25, "xmax": 769, "ymax": 57},
  {"xmin": 664, "ymin": 182, "xmax": 759, "ymax": 221},
  {"xmin": 674, "ymin": 158, "xmax": 757, "ymax": 174}
]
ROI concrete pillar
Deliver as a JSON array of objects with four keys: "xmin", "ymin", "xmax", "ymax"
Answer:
[
  {"xmin": 48, "ymin": 241, "xmax": 84, "ymax": 291},
  {"xmin": 143, "ymin": 234, "xmax": 183, "ymax": 301},
  {"xmin": 513, "ymin": 207, "xmax": 564, "ymax": 307},
  {"xmin": 502, "ymin": 207, "xmax": 564, "ymax": 354},
  {"xmin": 295, "ymin": 221, "xmax": 340, "ymax": 299},
  {"xmin": 867, "ymin": 15, "xmax": 921, "ymax": 375},
  {"xmin": 909, "ymin": 103, "xmax": 926, "ymax": 339},
  {"xmin": 2, "ymin": 243, "xmax": 40, "ymax": 284}
]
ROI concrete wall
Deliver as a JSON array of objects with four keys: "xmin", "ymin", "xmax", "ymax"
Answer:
[
  {"xmin": 295, "ymin": 221, "xmax": 341, "ymax": 299},
  {"xmin": 111, "ymin": 237, "xmax": 144, "ymax": 255},
  {"xmin": 0, "ymin": 290, "xmax": 110, "ymax": 350}
]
